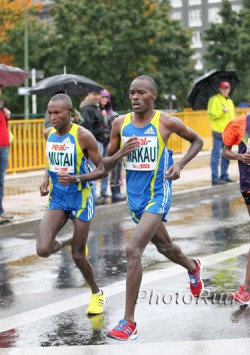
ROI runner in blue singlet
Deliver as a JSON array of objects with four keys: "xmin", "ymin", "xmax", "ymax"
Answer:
[
  {"xmin": 37, "ymin": 94, "xmax": 107, "ymax": 316},
  {"xmin": 105, "ymin": 75, "xmax": 204, "ymax": 341}
]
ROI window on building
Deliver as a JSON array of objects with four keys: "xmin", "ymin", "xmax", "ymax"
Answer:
[
  {"xmin": 191, "ymin": 31, "xmax": 202, "ymax": 49},
  {"xmin": 189, "ymin": 9, "xmax": 202, "ymax": 27},
  {"xmin": 192, "ymin": 52, "xmax": 203, "ymax": 70},
  {"xmin": 189, "ymin": 0, "xmax": 202, "ymax": 5},
  {"xmin": 208, "ymin": 0, "xmax": 220, "ymax": 3},
  {"xmin": 232, "ymin": 4, "xmax": 242, "ymax": 13},
  {"xmin": 171, "ymin": 11, "xmax": 182, "ymax": 21},
  {"xmin": 208, "ymin": 7, "xmax": 222, "ymax": 23},
  {"xmin": 170, "ymin": 0, "xmax": 182, "ymax": 8}
]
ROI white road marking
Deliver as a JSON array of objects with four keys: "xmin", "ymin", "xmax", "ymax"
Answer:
[{"xmin": 0, "ymin": 243, "xmax": 250, "ymax": 333}]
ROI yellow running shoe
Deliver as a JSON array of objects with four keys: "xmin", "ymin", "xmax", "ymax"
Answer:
[{"xmin": 86, "ymin": 291, "xmax": 106, "ymax": 315}]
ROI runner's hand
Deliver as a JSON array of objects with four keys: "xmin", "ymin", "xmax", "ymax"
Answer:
[
  {"xmin": 165, "ymin": 164, "xmax": 181, "ymax": 180},
  {"xmin": 242, "ymin": 152, "xmax": 250, "ymax": 165},
  {"xmin": 57, "ymin": 172, "xmax": 75, "ymax": 186},
  {"xmin": 120, "ymin": 136, "xmax": 140, "ymax": 157},
  {"xmin": 39, "ymin": 178, "xmax": 49, "ymax": 196}
]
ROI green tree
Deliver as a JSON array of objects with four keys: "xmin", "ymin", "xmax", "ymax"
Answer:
[
  {"xmin": 236, "ymin": 0, "xmax": 250, "ymax": 102},
  {"xmin": 204, "ymin": 0, "xmax": 239, "ymax": 71},
  {"xmin": 204, "ymin": 0, "xmax": 250, "ymax": 103},
  {"xmin": 1, "ymin": 0, "xmax": 194, "ymax": 113},
  {"xmin": 0, "ymin": 14, "xmax": 51, "ymax": 114},
  {"xmin": 46, "ymin": 0, "xmax": 194, "ymax": 110}
]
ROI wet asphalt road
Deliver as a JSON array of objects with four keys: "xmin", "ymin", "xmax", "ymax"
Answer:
[{"xmin": 0, "ymin": 186, "xmax": 250, "ymax": 353}]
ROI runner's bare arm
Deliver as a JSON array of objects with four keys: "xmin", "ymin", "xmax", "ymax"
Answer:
[
  {"xmin": 39, "ymin": 128, "xmax": 52, "ymax": 195},
  {"xmin": 39, "ymin": 169, "xmax": 49, "ymax": 196},
  {"xmin": 223, "ymin": 145, "xmax": 250, "ymax": 164},
  {"xmin": 104, "ymin": 116, "xmax": 140, "ymax": 172},
  {"xmin": 162, "ymin": 115, "xmax": 203, "ymax": 180}
]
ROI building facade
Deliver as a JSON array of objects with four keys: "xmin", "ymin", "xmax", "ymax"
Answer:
[
  {"xmin": 169, "ymin": 0, "xmax": 243, "ymax": 70},
  {"xmin": 32, "ymin": 0, "xmax": 54, "ymax": 24}
]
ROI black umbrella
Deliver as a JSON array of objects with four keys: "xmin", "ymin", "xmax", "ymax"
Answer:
[
  {"xmin": 187, "ymin": 69, "xmax": 240, "ymax": 110},
  {"xmin": 29, "ymin": 73, "xmax": 103, "ymax": 96}
]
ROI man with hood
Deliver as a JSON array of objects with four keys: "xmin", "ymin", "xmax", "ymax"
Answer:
[
  {"xmin": 80, "ymin": 92, "xmax": 105, "ymax": 199},
  {"xmin": 99, "ymin": 89, "xmax": 126, "ymax": 203}
]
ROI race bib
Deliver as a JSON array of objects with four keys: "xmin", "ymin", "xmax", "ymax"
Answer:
[
  {"xmin": 122, "ymin": 136, "xmax": 157, "ymax": 171},
  {"xmin": 46, "ymin": 142, "xmax": 75, "ymax": 173}
]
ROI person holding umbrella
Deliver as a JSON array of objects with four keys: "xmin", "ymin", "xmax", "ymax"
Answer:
[
  {"xmin": 0, "ymin": 85, "xmax": 13, "ymax": 223},
  {"xmin": 207, "ymin": 81, "xmax": 235, "ymax": 185}
]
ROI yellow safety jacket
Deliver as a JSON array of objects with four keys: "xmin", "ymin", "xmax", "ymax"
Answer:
[{"xmin": 207, "ymin": 93, "xmax": 235, "ymax": 133}]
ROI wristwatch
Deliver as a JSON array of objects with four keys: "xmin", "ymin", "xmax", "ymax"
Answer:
[{"xmin": 75, "ymin": 175, "xmax": 81, "ymax": 184}]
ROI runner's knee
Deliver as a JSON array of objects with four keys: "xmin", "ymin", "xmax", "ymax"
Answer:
[
  {"xmin": 36, "ymin": 243, "xmax": 51, "ymax": 258},
  {"xmin": 155, "ymin": 240, "xmax": 175, "ymax": 256},
  {"xmin": 126, "ymin": 244, "xmax": 141, "ymax": 260},
  {"xmin": 72, "ymin": 248, "xmax": 87, "ymax": 266}
]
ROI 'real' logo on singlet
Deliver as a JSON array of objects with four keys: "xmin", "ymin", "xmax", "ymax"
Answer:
[
  {"xmin": 122, "ymin": 136, "xmax": 157, "ymax": 171},
  {"xmin": 46, "ymin": 141, "xmax": 75, "ymax": 173}
]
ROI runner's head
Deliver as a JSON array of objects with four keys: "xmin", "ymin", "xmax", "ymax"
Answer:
[
  {"xmin": 48, "ymin": 94, "xmax": 73, "ymax": 130},
  {"xmin": 129, "ymin": 75, "xmax": 158, "ymax": 114},
  {"xmin": 49, "ymin": 93, "xmax": 72, "ymax": 110}
]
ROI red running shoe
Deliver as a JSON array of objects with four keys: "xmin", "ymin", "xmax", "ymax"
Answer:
[
  {"xmin": 107, "ymin": 319, "xmax": 137, "ymax": 341},
  {"xmin": 230, "ymin": 285, "xmax": 250, "ymax": 305},
  {"xmin": 188, "ymin": 258, "xmax": 204, "ymax": 297}
]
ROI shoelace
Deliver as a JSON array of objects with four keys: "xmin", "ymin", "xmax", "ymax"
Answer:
[
  {"xmin": 189, "ymin": 273, "xmax": 199, "ymax": 284},
  {"xmin": 114, "ymin": 320, "xmax": 129, "ymax": 330},
  {"xmin": 238, "ymin": 285, "xmax": 246, "ymax": 294}
]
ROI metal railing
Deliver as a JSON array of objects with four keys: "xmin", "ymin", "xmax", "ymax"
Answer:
[
  {"xmin": 8, "ymin": 119, "xmax": 46, "ymax": 173},
  {"xmin": 7, "ymin": 108, "xmax": 249, "ymax": 173}
]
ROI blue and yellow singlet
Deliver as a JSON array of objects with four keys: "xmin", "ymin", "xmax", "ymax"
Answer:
[
  {"xmin": 46, "ymin": 123, "xmax": 92, "ymax": 192},
  {"xmin": 120, "ymin": 110, "xmax": 173, "ymax": 223}
]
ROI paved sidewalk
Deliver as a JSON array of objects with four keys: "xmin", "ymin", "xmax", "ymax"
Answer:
[{"xmin": 1, "ymin": 151, "xmax": 239, "ymax": 227}]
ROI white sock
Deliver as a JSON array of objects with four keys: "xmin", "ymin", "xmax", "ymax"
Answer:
[{"xmin": 93, "ymin": 290, "xmax": 102, "ymax": 296}]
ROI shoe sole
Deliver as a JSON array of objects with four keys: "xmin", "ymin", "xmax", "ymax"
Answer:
[
  {"xmin": 107, "ymin": 332, "xmax": 137, "ymax": 341},
  {"xmin": 232, "ymin": 296, "xmax": 250, "ymax": 305}
]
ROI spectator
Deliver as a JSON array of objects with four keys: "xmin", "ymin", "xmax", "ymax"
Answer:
[
  {"xmin": 0, "ymin": 85, "xmax": 13, "ymax": 223},
  {"xmin": 79, "ymin": 92, "xmax": 105, "ymax": 200},
  {"xmin": 109, "ymin": 112, "xmax": 126, "ymax": 203},
  {"xmin": 99, "ymin": 90, "xmax": 125, "ymax": 203},
  {"xmin": 207, "ymin": 81, "xmax": 235, "ymax": 185}
]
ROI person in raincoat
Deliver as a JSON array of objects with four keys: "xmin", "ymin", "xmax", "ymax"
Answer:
[{"xmin": 207, "ymin": 81, "xmax": 235, "ymax": 185}]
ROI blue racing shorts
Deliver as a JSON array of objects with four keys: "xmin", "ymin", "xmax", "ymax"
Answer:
[
  {"xmin": 47, "ymin": 186, "xmax": 95, "ymax": 221},
  {"xmin": 129, "ymin": 195, "xmax": 172, "ymax": 224}
]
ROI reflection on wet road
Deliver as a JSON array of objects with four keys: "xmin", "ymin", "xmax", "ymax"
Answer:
[{"xmin": 0, "ymin": 188, "xmax": 250, "ymax": 348}]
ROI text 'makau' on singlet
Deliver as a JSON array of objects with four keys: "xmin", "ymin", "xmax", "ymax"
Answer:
[{"xmin": 120, "ymin": 110, "xmax": 173, "ymax": 210}]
